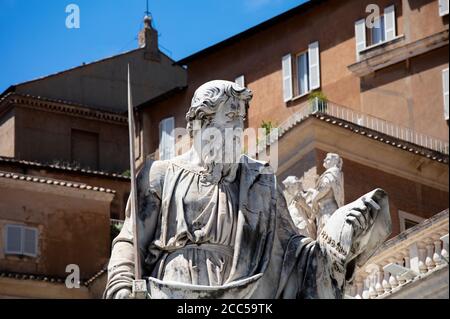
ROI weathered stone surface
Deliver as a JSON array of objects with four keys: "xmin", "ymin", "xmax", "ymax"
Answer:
[
  {"xmin": 104, "ymin": 80, "xmax": 392, "ymax": 299},
  {"xmin": 283, "ymin": 153, "xmax": 345, "ymax": 239}
]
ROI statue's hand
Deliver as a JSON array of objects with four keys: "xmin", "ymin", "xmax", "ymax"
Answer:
[
  {"xmin": 114, "ymin": 288, "xmax": 132, "ymax": 299},
  {"xmin": 344, "ymin": 197, "xmax": 379, "ymax": 236}
]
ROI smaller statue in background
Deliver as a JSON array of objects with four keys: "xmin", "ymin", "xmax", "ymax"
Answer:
[
  {"xmin": 283, "ymin": 153, "xmax": 344, "ymax": 239},
  {"xmin": 282, "ymin": 176, "xmax": 316, "ymax": 238},
  {"xmin": 310, "ymin": 153, "xmax": 344, "ymax": 236}
]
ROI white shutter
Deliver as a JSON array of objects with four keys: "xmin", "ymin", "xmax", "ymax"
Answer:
[
  {"xmin": 5, "ymin": 225, "xmax": 22, "ymax": 254},
  {"xmin": 159, "ymin": 117, "xmax": 175, "ymax": 160},
  {"xmin": 439, "ymin": 0, "xmax": 449, "ymax": 16},
  {"xmin": 384, "ymin": 5, "xmax": 396, "ymax": 41},
  {"xmin": 354, "ymin": 19, "xmax": 366, "ymax": 61},
  {"xmin": 443, "ymin": 68, "xmax": 449, "ymax": 120},
  {"xmin": 235, "ymin": 75, "xmax": 245, "ymax": 87},
  {"xmin": 23, "ymin": 227, "xmax": 38, "ymax": 257},
  {"xmin": 282, "ymin": 54, "xmax": 293, "ymax": 102},
  {"xmin": 308, "ymin": 41, "xmax": 321, "ymax": 90}
]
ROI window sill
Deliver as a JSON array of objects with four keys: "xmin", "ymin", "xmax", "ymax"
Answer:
[
  {"xmin": 349, "ymin": 29, "xmax": 448, "ymax": 77},
  {"xmin": 290, "ymin": 92, "xmax": 310, "ymax": 102},
  {"xmin": 359, "ymin": 34, "xmax": 405, "ymax": 55}
]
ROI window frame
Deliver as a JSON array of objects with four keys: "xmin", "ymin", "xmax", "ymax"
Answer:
[
  {"xmin": 443, "ymin": 68, "xmax": 449, "ymax": 121},
  {"xmin": 295, "ymin": 50, "xmax": 310, "ymax": 98},
  {"xmin": 398, "ymin": 211, "xmax": 425, "ymax": 232},
  {"xmin": 355, "ymin": 5, "xmax": 400, "ymax": 56},
  {"xmin": 159, "ymin": 116, "xmax": 175, "ymax": 161},
  {"xmin": 4, "ymin": 224, "xmax": 39, "ymax": 257}
]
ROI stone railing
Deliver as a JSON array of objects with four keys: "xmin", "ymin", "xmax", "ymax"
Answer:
[
  {"xmin": 259, "ymin": 98, "xmax": 449, "ymax": 155},
  {"xmin": 345, "ymin": 209, "xmax": 449, "ymax": 299}
]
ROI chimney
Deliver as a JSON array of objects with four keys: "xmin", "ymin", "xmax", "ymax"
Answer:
[{"xmin": 138, "ymin": 15, "xmax": 160, "ymax": 61}]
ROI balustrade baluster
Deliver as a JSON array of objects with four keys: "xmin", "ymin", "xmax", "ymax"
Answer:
[{"xmin": 432, "ymin": 236, "xmax": 443, "ymax": 266}]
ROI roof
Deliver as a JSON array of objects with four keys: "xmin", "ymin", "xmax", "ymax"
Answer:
[
  {"xmin": 136, "ymin": 85, "xmax": 187, "ymax": 110},
  {"xmin": 0, "ymin": 266, "xmax": 107, "ymax": 287},
  {"xmin": 0, "ymin": 156, "xmax": 130, "ymax": 181},
  {"xmin": 0, "ymin": 92, "xmax": 128, "ymax": 124},
  {"xmin": 176, "ymin": 0, "xmax": 325, "ymax": 65},
  {"xmin": 2, "ymin": 46, "xmax": 177, "ymax": 91},
  {"xmin": 0, "ymin": 171, "xmax": 116, "ymax": 194},
  {"xmin": 5, "ymin": 48, "xmax": 140, "ymax": 90},
  {"xmin": 1, "ymin": 46, "xmax": 187, "ymax": 113},
  {"xmin": 259, "ymin": 112, "xmax": 449, "ymax": 164}
]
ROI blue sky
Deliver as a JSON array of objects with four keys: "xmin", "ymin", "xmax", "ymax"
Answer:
[{"xmin": 0, "ymin": 0, "xmax": 306, "ymax": 93}]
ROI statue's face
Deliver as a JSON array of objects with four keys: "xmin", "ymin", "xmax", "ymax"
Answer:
[
  {"xmin": 323, "ymin": 154, "xmax": 333, "ymax": 169},
  {"xmin": 194, "ymin": 96, "xmax": 246, "ymax": 171},
  {"xmin": 323, "ymin": 154, "xmax": 340, "ymax": 170},
  {"xmin": 209, "ymin": 96, "xmax": 246, "ymax": 131}
]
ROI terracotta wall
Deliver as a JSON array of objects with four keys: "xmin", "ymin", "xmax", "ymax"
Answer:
[
  {"xmin": 0, "ymin": 109, "xmax": 15, "ymax": 157},
  {"xmin": 0, "ymin": 162, "xmax": 130, "ymax": 220},
  {"xmin": 0, "ymin": 181, "xmax": 111, "ymax": 279},
  {"xmin": 315, "ymin": 149, "xmax": 449, "ymax": 237},
  {"xmin": 140, "ymin": 0, "xmax": 448, "ymax": 156},
  {"xmin": 13, "ymin": 106, "xmax": 130, "ymax": 174}
]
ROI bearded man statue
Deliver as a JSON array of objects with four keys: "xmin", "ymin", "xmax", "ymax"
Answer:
[{"xmin": 104, "ymin": 80, "xmax": 391, "ymax": 299}]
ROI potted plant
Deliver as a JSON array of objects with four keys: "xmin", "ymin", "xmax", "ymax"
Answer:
[{"xmin": 308, "ymin": 91, "xmax": 328, "ymax": 113}]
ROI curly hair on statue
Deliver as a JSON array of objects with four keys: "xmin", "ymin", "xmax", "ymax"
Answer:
[{"xmin": 185, "ymin": 80, "xmax": 253, "ymax": 136}]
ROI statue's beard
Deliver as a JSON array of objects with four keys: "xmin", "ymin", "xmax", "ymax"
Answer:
[{"xmin": 199, "ymin": 144, "xmax": 240, "ymax": 185}]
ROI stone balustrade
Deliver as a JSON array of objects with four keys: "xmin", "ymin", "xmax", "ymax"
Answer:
[{"xmin": 346, "ymin": 209, "xmax": 449, "ymax": 299}]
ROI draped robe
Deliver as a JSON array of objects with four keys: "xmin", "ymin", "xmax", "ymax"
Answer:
[{"xmin": 104, "ymin": 155, "xmax": 390, "ymax": 299}]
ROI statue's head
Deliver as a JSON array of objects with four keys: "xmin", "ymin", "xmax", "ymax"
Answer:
[
  {"xmin": 185, "ymin": 80, "xmax": 253, "ymax": 183},
  {"xmin": 323, "ymin": 153, "xmax": 342, "ymax": 170},
  {"xmin": 186, "ymin": 80, "xmax": 253, "ymax": 137}
]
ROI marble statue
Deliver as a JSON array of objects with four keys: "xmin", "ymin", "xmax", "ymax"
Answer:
[
  {"xmin": 283, "ymin": 153, "xmax": 344, "ymax": 239},
  {"xmin": 311, "ymin": 153, "xmax": 344, "ymax": 236},
  {"xmin": 104, "ymin": 80, "xmax": 391, "ymax": 299},
  {"xmin": 282, "ymin": 176, "xmax": 316, "ymax": 238}
]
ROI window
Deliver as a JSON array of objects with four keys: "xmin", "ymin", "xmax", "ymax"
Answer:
[
  {"xmin": 282, "ymin": 54, "xmax": 293, "ymax": 102},
  {"xmin": 159, "ymin": 117, "xmax": 175, "ymax": 160},
  {"xmin": 282, "ymin": 41, "xmax": 321, "ymax": 101},
  {"xmin": 235, "ymin": 75, "xmax": 245, "ymax": 87},
  {"xmin": 398, "ymin": 211, "xmax": 424, "ymax": 232},
  {"xmin": 297, "ymin": 52, "xmax": 309, "ymax": 96},
  {"xmin": 370, "ymin": 15, "xmax": 385, "ymax": 46},
  {"xmin": 355, "ymin": 5, "xmax": 397, "ymax": 60},
  {"xmin": 4, "ymin": 224, "xmax": 38, "ymax": 257},
  {"xmin": 443, "ymin": 68, "xmax": 449, "ymax": 121},
  {"xmin": 439, "ymin": 0, "xmax": 449, "ymax": 16}
]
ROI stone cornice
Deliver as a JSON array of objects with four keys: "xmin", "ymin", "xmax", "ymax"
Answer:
[
  {"xmin": 0, "ymin": 92, "xmax": 128, "ymax": 125},
  {"xmin": 348, "ymin": 29, "xmax": 449, "ymax": 77}
]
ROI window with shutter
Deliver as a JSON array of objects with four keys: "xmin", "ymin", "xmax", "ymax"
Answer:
[
  {"xmin": 23, "ymin": 227, "xmax": 38, "ymax": 257},
  {"xmin": 354, "ymin": 19, "xmax": 366, "ymax": 60},
  {"xmin": 384, "ymin": 5, "xmax": 396, "ymax": 41},
  {"xmin": 159, "ymin": 117, "xmax": 175, "ymax": 160},
  {"xmin": 4, "ymin": 224, "xmax": 39, "ymax": 257},
  {"xmin": 398, "ymin": 211, "xmax": 424, "ymax": 232},
  {"xmin": 5, "ymin": 225, "xmax": 22, "ymax": 254},
  {"xmin": 282, "ymin": 54, "xmax": 293, "ymax": 102},
  {"xmin": 443, "ymin": 68, "xmax": 449, "ymax": 121},
  {"xmin": 297, "ymin": 52, "xmax": 309, "ymax": 96},
  {"xmin": 439, "ymin": 0, "xmax": 449, "ymax": 16},
  {"xmin": 371, "ymin": 15, "xmax": 385, "ymax": 45},
  {"xmin": 308, "ymin": 41, "xmax": 320, "ymax": 90},
  {"xmin": 235, "ymin": 75, "xmax": 245, "ymax": 87}
]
